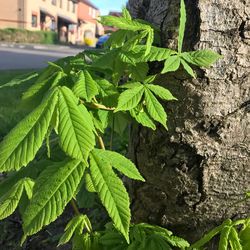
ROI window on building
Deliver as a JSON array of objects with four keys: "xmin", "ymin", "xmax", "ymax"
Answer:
[
  {"xmin": 32, "ymin": 14, "xmax": 37, "ymax": 27},
  {"xmin": 93, "ymin": 9, "xmax": 96, "ymax": 18},
  {"xmin": 60, "ymin": 0, "xmax": 63, "ymax": 8},
  {"xmin": 89, "ymin": 7, "xmax": 92, "ymax": 16},
  {"xmin": 73, "ymin": 3, "xmax": 76, "ymax": 13},
  {"xmin": 51, "ymin": 0, "xmax": 57, "ymax": 5},
  {"xmin": 67, "ymin": 0, "xmax": 70, "ymax": 11}
]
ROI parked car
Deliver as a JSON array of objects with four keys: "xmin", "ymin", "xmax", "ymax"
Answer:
[{"xmin": 96, "ymin": 34, "xmax": 110, "ymax": 48}]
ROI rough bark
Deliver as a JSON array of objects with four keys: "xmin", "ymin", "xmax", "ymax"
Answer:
[{"xmin": 128, "ymin": 0, "xmax": 250, "ymax": 245}]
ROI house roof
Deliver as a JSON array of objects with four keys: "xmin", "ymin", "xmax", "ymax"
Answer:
[
  {"xmin": 80, "ymin": 0, "xmax": 99, "ymax": 10},
  {"xmin": 108, "ymin": 11, "xmax": 122, "ymax": 17}
]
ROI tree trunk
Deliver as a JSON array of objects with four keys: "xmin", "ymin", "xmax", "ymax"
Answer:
[{"xmin": 128, "ymin": 0, "xmax": 250, "ymax": 246}]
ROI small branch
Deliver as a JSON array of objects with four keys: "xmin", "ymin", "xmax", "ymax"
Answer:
[
  {"xmin": 70, "ymin": 199, "xmax": 81, "ymax": 215},
  {"xmin": 98, "ymin": 135, "xmax": 106, "ymax": 150},
  {"xmin": 110, "ymin": 114, "xmax": 114, "ymax": 150},
  {"xmin": 89, "ymin": 102, "xmax": 115, "ymax": 111},
  {"xmin": 80, "ymin": 99, "xmax": 115, "ymax": 111}
]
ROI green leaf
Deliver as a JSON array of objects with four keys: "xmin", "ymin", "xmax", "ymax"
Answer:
[
  {"xmin": 23, "ymin": 178, "xmax": 35, "ymax": 200},
  {"xmin": 48, "ymin": 61, "xmax": 64, "ymax": 72},
  {"xmin": 115, "ymin": 85, "xmax": 144, "ymax": 112},
  {"xmin": 112, "ymin": 112, "xmax": 130, "ymax": 136},
  {"xmin": 93, "ymin": 149, "xmax": 145, "ymax": 181},
  {"xmin": 91, "ymin": 49, "xmax": 117, "ymax": 70},
  {"xmin": 229, "ymin": 227, "xmax": 242, "ymax": 250},
  {"xmin": 130, "ymin": 108, "xmax": 156, "ymax": 130},
  {"xmin": 23, "ymin": 159, "xmax": 86, "ymax": 237},
  {"xmin": 85, "ymin": 173, "xmax": 96, "ymax": 193},
  {"xmin": 181, "ymin": 58, "xmax": 196, "ymax": 78},
  {"xmin": 0, "ymin": 178, "xmax": 32, "ymax": 220},
  {"xmin": 147, "ymin": 234, "xmax": 172, "ymax": 250},
  {"xmin": 58, "ymin": 215, "xmax": 88, "ymax": 246},
  {"xmin": 161, "ymin": 56, "xmax": 181, "ymax": 74},
  {"xmin": 89, "ymin": 152, "xmax": 131, "ymax": 243},
  {"xmin": 58, "ymin": 86, "xmax": 95, "ymax": 161},
  {"xmin": 119, "ymin": 52, "xmax": 137, "ymax": 66},
  {"xmin": 182, "ymin": 50, "xmax": 222, "ymax": 67},
  {"xmin": 0, "ymin": 72, "xmax": 38, "ymax": 89},
  {"xmin": 144, "ymin": 88, "xmax": 167, "ymax": 128},
  {"xmin": 145, "ymin": 29, "xmax": 154, "ymax": 55},
  {"xmin": 0, "ymin": 160, "xmax": 53, "ymax": 198},
  {"xmin": 22, "ymin": 70, "xmax": 63, "ymax": 100},
  {"xmin": 190, "ymin": 224, "xmax": 224, "ymax": 249},
  {"xmin": 134, "ymin": 46, "xmax": 174, "ymax": 62},
  {"xmin": 119, "ymin": 82, "xmax": 143, "ymax": 89},
  {"xmin": 129, "ymin": 62, "xmax": 149, "ymax": 81},
  {"xmin": 164, "ymin": 235, "xmax": 190, "ymax": 248},
  {"xmin": 105, "ymin": 30, "xmax": 134, "ymax": 49},
  {"xmin": 0, "ymin": 89, "xmax": 58, "ymax": 171},
  {"xmin": 178, "ymin": 0, "xmax": 186, "ymax": 53},
  {"xmin": 99, "ymin": 231, "xmax": 127, "ymax": 247},
  {"xmin": 146, "ymin": 84, "xmax": 177, "ymax": 101},
  {"xmin": 122, "ymin": 8, "xmax": 132, "ymax": 20},
  {"xmin": 101, "ymin": 16, "xmax": 151, "ymax": 32},
  {"xmin": 95, "ymin": 79, "xmax": 118, "ymax": 97},
  {"xmin": 219, "ymin": 225, "xmax": 232, "ymax": 250},
  {"xmin": 72, "ymin": 70, "xmax": 99, "ymax": 102}
]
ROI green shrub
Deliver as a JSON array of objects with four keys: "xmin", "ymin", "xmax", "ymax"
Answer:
[{"xmin": 0, "ymin": 28, "xmax": 58, "ymax": 44}]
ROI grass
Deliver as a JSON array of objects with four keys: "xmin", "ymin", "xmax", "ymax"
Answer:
[{"xmin": 0, "ymin": 69, "xmax": 36, "ymax": 138}]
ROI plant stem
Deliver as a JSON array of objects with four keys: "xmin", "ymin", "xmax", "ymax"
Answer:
[
  {"xmin": 98, "ymin": 135, "xmax": 106, "ymax": 150},
  {"xmin": 110, "ymin": 114, "xmax": 114, "ymax": 150},
  {"xmin": 80, "ymin": 99, "xmax": 115, "ymax": 111},
  {"xmin": 70, "ymin": 199, "xmax": 81, "ymax": 215}
]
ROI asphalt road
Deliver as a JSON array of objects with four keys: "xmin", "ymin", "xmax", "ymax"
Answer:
[{"xmin": 0, "ymin": 43, "xmax": 84, "ymax": 70}]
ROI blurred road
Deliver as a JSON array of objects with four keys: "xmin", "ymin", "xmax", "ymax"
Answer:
[{"xmin": 0, "ymin": 43, "xmax": 84, "ymax": 70}]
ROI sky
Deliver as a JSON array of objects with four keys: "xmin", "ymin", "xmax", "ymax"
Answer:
[{"xmin": 92, "ymin": 0, "xmax": 127, "ymax": 15}]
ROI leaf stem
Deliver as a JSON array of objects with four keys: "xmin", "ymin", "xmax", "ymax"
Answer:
[
  {"xmin": 80, "ymin": 99, "xmax": 115, "ymax": 111},
  {"xmin": 98, "ymin": 135, "xmax": 106, "ymax": 150},
  {"xmin": 70, "ymin": 199, "xmax": 81, "ymax": 215}
]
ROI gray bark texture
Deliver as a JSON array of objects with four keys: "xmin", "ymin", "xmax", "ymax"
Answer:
[{"xmin": 127, "ymin": 0, "xmax": 250, "ymax": 245}]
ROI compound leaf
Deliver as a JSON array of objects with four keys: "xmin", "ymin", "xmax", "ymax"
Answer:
[
  {"xmin": 0, "ymin": 178, "xmax": 32, "ymax": 220},
  {"xmin": 0, "ymin": 72, "xmax": 38, "ymax": 89},
  {"xmin": 130, "ymin": 108, "xmax": 156, "ymax": 130},
  {"xmin": 93, "ymin": 149, "xmax": 145, "ymax": 181},
  {"xmin": 22, "ymin": 70, "xmax": 63, "ymax": 100},
  {"xmin": 101, "ymin": 16, "xmax": 150, "ymax": 32},
  {"xmin": 89, "ymin": 152, "xmax": 131, "ymax": 243},
  {"xmin": 122, "ymin": 8, "xmax": 132, "ymax": 20},
  {"xmin": 146, "ymin": 84, "xmax": 177, "ymax": 101},
  {"xmin": 178, "ymin": 0, "xmax": 187, "ymax": 53},
  {"xmin": 144, "ymin": 88, "xmax": 167, "ymax": 128},
  {"xmin": 72, "ymin": 70, "xmax": 99, "ymax": 102},
  {"xmin": 229, "ymin": 227, "xmax": 242, "ymax": 250},
  {"xmin": 0, "ymin": 89, "xmax": 58, "ymax": 171},
  {"xmin": 23, "ymin": 159, "xmax": 85, "ymax": 238},
  {"xmin": 59, "ymin": 215, "xmax": 87, "ymax": 246},
  {"xmin": 115, "ymin": 85, "xmax": 144, "ymax": 112},
  {"xmin": 182, "ymin": 50, "xmax": 222, "ymax": 67},
  {"xmin": 181, "ymin": 58, "xmax": 196, "ymax": 78},
  {"xmin": 162, "ymin": 56, "xmax": 181, "ymax": 74},
  {"xmin": 58, "ymin": 87, "xmax": 95, "ymax": 161}
]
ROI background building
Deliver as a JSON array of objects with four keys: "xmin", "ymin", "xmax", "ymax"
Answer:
[{"xmin": 0, "ymin": 0, "xmax": 103, "ymax": 44}]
